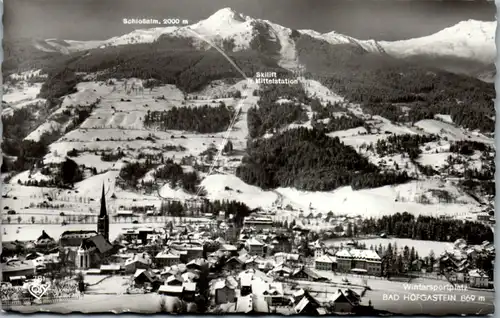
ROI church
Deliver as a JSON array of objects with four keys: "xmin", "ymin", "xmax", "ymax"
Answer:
[{"xmin": 59, "ymin": 184, "xmax": 116, "ymax": 269}]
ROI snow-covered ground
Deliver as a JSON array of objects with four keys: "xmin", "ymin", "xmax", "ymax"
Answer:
[
  {"xmin": 2, "ymin": 83, "xmax": 43, "ymax": 104},
  {"xmin": 414, "ymin": 119, "xmax": 493, "ymax": 144}
]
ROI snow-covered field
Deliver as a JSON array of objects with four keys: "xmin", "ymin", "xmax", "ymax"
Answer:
[{"xmin": 2, "ymin": 63, "xmax": 492, "ymax": 238}]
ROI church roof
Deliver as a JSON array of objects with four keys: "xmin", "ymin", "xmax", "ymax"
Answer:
[
  {"xmin": 81, "ymin": 234, "xmax": 113, "ymax": 254},
  {"xmin": 37, "ymin": 230, "xmax": 54, "ymax": 242}
]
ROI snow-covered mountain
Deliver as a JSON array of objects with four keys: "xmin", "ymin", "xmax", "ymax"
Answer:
[
  {"xmin": 379, "ymin": 19, "xmax": 495, "ymax": 65},
  {"xmin": 32, "ymin": 8, "xmax": 495, "ymax": 72}
]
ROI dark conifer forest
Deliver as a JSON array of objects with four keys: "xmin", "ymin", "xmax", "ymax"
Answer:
[
  {"xmin": 360, "ymin": 212, "xmax": 494, "ymax": 245},
  {"xmin": 144, "ymin": 103, "xmax": 234, "ymax": 133},
  {"xmin": 236, "ymin": 127, "xmax": 411, "ymax": 191}
]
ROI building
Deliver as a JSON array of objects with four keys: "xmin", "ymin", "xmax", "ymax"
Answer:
[
  {"xmin": 214, "ymin": 280, "xmax": 236, "ymax": 304},
  {"xmin": 155, "ymin": 251, "xmax": 181, "ymax": 267},
  {"xmin": 245, "ymin": 238, "xmax": 265, "ymax": 256},
  {"xmin": 315, "ymin": 255, "xmax": 337, "ymax": 271},
  {"xmin": 72, "ymin": 234, "xmax": 114, "ymax": 269},
  {"xmin": 270, "ymin": 235, "xmax": 292, "ymax": 254},
  {"xmin": 124, "ymin": 253, "xmax": 152, "ymax": 274},
  {"xmin": 60, "ymin": 230, "xmax": 99, "ymax": 247},
  {"xmin": 243, "ymin": 216, "xmax": 273, "ymax": 230},
  {"xmin": 98, "ymin": 184, "xmax": 110, "ymax": 241},
  {"xmin": 477, "ymin": 213, "xmax": 490, "ymax": 222},
  {"xmin": 468, "ymin": 269, "xmax": 489, "ymax": 288},
  {"xmin": 1, "ymin": 259, "xmax": 36, "ymax": 281},
  {"xmin": 335, "ymin": 248, "xmax": 382, "ymax": 276},
  {"xmin": 329, "ymin": 289, "xmax": 361, "ymax": 314},
  {"xmin": 293, "ymin": 289, "xmax": 321, "ymax": 315},
  {"xmin": 314, "ymin": 243, "xmax": 324, "ymax": 259},
  {"xmin": 170, "ymin": 243, "xmax": 203, "ymax": 262},
  {"xmin": 35, "ymin": 230, "xmax": 57, "ymax": 249}
]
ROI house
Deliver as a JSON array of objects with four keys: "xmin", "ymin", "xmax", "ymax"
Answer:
[
  {"xmin": 224, "ymin": 256, "xmax": 245, "ymax": 271},
  {"xmin": 214, "ymin": 279, "xmax": 237, "ymax": 304},
  {"xmin": 155, "ymin": 251, "xmax": 180, "ymax": 267},
  {"xmin": 293, "ymin": 290, "xmax": 320, "ymax": 315},
  {"xmin": 234, "ymin": 294, "xmax": 270, "ymax": 313},
  {"xmin": 186, "ymin": 258, "xmax": 207, "ymax": 272},
  {"xmin": 165, "ymin": 274, "xmax": 184, "ymax": 286},
  {"xmin": 477, "ymin": 213, "xmax": 490, "ymax": 222},
  {"xmin": 329, "ymin": 289, "xmax": 361, "ymax": 314},
  {"xmin": 100, "ymin": 264, "xmax": 121, "ymax": 275},
  {"xmin": 182, "ymin": 282, "xmax": 197, "ymax": 301},
  {"xmin": 124, "ymin": 253, "xmax": 152, "ymax": 274},
  {"xmin": 290, "ymin": 267, "xmax": 324, "ymax": 281},
  {"xmin": 239, "ymin": 272, "xmax": 253, "ymax": 296},
  {"xmin": 269, "ymin": 264, "xmax": 293, "ymax": 277},
  {"xmin": 133, "ymin": 269, "xmax": 161, "ymax": 290},
  {"xmin": 1, "ymin": 259, "xmax": 36, "ymax": 281},
  {"xmin": 274, "ymin": 253, "xmax": 300, "ymax": 265},
  {"xmin": 220, "ymin": 244, "xmax": 238, "ymax": 254},
  {"xmin": 468, "ymin": 269, "xmax": 489, "ymax": 288},
  {"xmin": 171, "ymin": 243, "xmax": 203, "ymax": 262},
  {"xmin": 181, "ymin": 271, "xmax": 199, "ymax": 282},
  {"xmin": 312, "ymin": 241, "xmax": 324, "ymax": 258},
  {"xmin": 270, "ymin": 235, "xmax": 292, "ymax": 254},
  {"xmin": 245, "ymin": 238, "xmax": 265, "ymax": 256},
  {"xmin": 315, "ymin": 255, "xmax": 337, "ymax": 271},
  {"xmin": 122, "ymin": 227, "xmax": 155, "ymax": 245},
  {"xmin": 158, "ymin": 285, "xmax": 184, "ymax": 297}
]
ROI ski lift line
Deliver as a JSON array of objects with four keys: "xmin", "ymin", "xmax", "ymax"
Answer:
[{"xmin": 185, "ymin": 28, "xmax": 254, "ymax": 198}]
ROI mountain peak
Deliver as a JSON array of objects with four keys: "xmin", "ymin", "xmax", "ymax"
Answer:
[{"xmin": 205, "ymin": 7, "xmax": 248, "ymax": 23}]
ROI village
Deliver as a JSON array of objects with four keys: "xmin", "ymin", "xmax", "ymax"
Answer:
[{"xmin": 0, "ymin": 185, "xmax": 495, "ymax": 315}]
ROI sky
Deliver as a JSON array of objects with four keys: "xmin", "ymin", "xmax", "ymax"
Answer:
[{"xmin": 3, "ymin": 0, "xmax": 496, "ymax": 41}]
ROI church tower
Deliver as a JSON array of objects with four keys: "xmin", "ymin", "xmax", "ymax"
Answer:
[{"xmin": 97, "ymin": 184, "xmax": 109, "ymax": 241}]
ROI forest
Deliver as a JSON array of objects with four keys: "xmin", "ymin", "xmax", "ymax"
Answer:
[
  {"xmin": 154, "ymin": 159, "xmax": 201, "ymax": 194},
  {"xmin": 236, "ymin": 127, "xmax": 411, "ymax": 191},
  {"xmin": 449, "ymin": 140, "xmax": 491, "ymax": 156},
  {"xmin": 359, "ymin": 212, "xmax": 494, "ymax": 245},
  {"xmin": 312, "ymin": 114, "xmax": 366, "ymax": 134},
  {"xmin": 294, "ymin": 34, "xmax": 495, "ymax": 132},
  {"xmin": 247, "ymin": 82, "xmax": 311, "ymax": 137},
  {"xmin": 373, "ymin": 134, "xmax": 439, "ymax": 160},
  {"xmin": 247, "ymin": 102, "xmax": 308, "ymax": 138},
  {"xmin": 118, "ymin": 158, "xmax": 202, "ymax": 194},
  {"xmin": 159, "ymin": 199, "xmax": 251, "ymax": 226},
  {"xmin": 144, "ymin": 103, "xmax": 234, "ymax": 133}
]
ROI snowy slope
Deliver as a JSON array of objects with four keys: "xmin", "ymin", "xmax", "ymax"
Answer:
[
  {"xmin": 378, "ymin": 20, "xmax": 496, "ymax": 65},
  {"xmin": 33, "ymin": 9, "xmax": 495, "ymax": 72}
]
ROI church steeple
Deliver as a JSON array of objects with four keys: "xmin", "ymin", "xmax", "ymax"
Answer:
[
  {"xmin": 100, "ymin": 183, "xmax": 107, "ymax": 217},
  {"xmin": 98, "ymin": 183, "xmax": 109, "ymax": 241}
]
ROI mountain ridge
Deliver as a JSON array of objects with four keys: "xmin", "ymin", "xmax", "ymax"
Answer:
[{"xmin": 29, "ymin": 7, "xmax": 495, "ymax": 77}]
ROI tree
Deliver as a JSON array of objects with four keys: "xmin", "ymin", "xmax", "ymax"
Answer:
[
  {"xmin": 346, "ymin": 223, "xmax": 353, "ymax": 237},
  {"xmin": 60, "ymin": 158, "xmax": 83, "ymax": 185},
  {"xmin": 223, "ymin": 140, "xmax": 234, "ymax": 154},
  {"xmin": 428, "ymin": 250, "xmax": 436, "ymax": 272}
]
